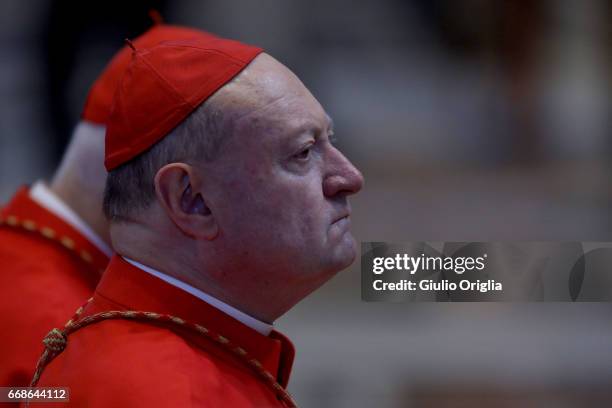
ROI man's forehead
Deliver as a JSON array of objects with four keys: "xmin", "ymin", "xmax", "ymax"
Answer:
[
  {"xmin": 215, "ymin": 53, "xmax": 333, "ymax": 143},
  {"xmin": 252, "ymin": 109, "xmax": 333, "ymax": 140},
  {"xmin": 229, "ymin": 91, "xmax": 331, "ymax": 138},
  {"xmin": 211, "ymin": 106, "xmax": 332, "ymax": 166},
  {"xmin": 286, "ymin": 112, "xmax": 334, "ymax": 136}
]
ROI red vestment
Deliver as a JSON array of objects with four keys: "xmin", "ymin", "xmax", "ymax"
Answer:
[
  {"xmin": 34, "ymin": 256, "xmax": 296, "ymax": 407},
  {"xmin": 0, "ymin": 187, "xmax": 109, "ymax": 388}
]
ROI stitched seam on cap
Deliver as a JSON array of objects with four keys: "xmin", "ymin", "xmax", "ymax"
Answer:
[
  {"xmin": 158, "ymin": 44, "xmax": 261, "ymax": 64},
  {"xmin": 138, "ymin": 53, "xmax": 195, "ymax": 109},
  {"xmin": 137, "ymin": 47, "xmax": 257, "ymax": 109},
  {"xmin": 106, "ymin": 103, "xmax": 191, "ymax": 168}
]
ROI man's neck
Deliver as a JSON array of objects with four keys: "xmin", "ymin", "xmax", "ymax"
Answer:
[
  {"xmin": 123, "ymin": 256, "xmax": 273, "ymax": 335},
  {"xmin": 30, "ymin": 181, "xmax": 112, "ymax": 257},
  {"xmin": 110, "ymin": 214, "xmax": 313, "ymax": 324},
  {"xmin": 49, "ymin": 179, "xmax": 111, "ymax": 247}
]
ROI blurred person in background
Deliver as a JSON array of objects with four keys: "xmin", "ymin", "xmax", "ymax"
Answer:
[
  {"xmin": 0, "ymin": 23, "xmax": 209, "ymax": 392},
  {"xmin": 31, "ymin": 30, "xmax": 363, "ymax": 407},
  {"xmin": 41, "ymin": 0, "xmax": 168, "ymax": 164}
]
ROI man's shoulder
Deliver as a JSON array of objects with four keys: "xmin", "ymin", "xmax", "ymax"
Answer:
[
  {"xmin": 0, "ymin": 186, "xmax": 109, "ymax": 278},
  {"xmin": 0, "ymin": 225, "xmax": 99, "ymax": 335},
  {"xmin": 46, "ymin": 317, "xmax": 219, "ymax": 368},
  {"xmin": 37, "ymin": 319, "xmax": 278, "ymax": 407},
  {"xmin": 0, "ymin": 225, "xmax": 98, "ymax": 309},
  {"xmin": 0, "ymin": 229, "xmax": 99, "ymax": 389},
  {"xmin": 0, "ymin": 224, "xmax": 70, "ymax": 259}
]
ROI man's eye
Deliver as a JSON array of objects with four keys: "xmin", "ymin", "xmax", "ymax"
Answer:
[{"xmin": 294, "ymin": 147, "xmax": 311, "ymax": 160}]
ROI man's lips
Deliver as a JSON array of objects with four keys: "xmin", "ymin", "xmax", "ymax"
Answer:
[
  {"xmin": 332, "ymin": 211, "xmax": 351, "ymax": 224},
  {"xmin": 330, "ymin": 215, "xmax": 351, "ymax": 238}
]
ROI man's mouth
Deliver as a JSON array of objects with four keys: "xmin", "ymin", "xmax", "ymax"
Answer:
[{"xmin": 332, "ymin": 212, "xmax": 351, "ymax": 224}]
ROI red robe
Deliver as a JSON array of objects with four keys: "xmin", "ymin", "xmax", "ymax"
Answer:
[
  {"xmin": 0, "ymin": 187, "xmax": 109, "ymax": 389},
  {"xmin": 34, "ymin": 256, "xmax": 296, "ymax": 407}
]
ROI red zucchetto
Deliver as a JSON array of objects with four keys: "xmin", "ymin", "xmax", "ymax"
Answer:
[
  {"xmin": 103, "ymin": 34, "xmax": 262, "ymax": 171},
  {"xmin": 82, "ymin": 24, "xmax": 217, "ymax": 126}
]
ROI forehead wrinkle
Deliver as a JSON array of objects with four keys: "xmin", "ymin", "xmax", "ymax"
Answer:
[
  {"xmin": 264, "ymin": 108, "xmax": 331, "ymax": 145},
  {"xmin": 233, "ymin": 90, "xmax": 323, "ymax": 143},
  {"xmin": 289, "ymin": 110, "xmax": 333, "ymax": 138},
  {"xmin": 217, "ymin": 55, "xmax": 328, "ymax": 143},
  {"xmin": 231, "ymin": 93, "xmax": 291, "ymax": 127}
]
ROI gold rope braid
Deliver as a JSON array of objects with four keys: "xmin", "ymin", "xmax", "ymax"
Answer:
[
  {"xmin": 0, "ymin": 215, "xmax": 105, "ymax": 275},
  {"xmin": 29, "ymin": 299, "xmax": 298, "ymax": 408}
]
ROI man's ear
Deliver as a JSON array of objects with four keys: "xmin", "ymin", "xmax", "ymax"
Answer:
[{"xmin": 154, "ymin": 163, "xmax": 218, "ymax": 240}]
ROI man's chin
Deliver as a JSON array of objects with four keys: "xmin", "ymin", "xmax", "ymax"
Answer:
[{"xmin": 328, "ymin": 234, "xmax": 358, "ymax": 271}]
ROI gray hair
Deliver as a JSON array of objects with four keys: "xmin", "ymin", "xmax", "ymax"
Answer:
[{"xmin": 102, "ymin": 100, "xmax": 231, "ymax": 221}]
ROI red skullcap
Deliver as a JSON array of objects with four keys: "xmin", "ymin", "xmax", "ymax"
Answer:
[
  {"xmin": 104, "ymin": 35, "xmax": 262, "ymax": 171},
  {"xmin": 81, "ymin": 24, "xmax": 216, "ymax": 125}
]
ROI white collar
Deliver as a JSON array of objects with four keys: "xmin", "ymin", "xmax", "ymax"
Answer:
[
  {"xmin": 29, "ymin": 181, "xmax": 113, "ymax": 258},
  {"xmin": 122, "ymin": 257, "xmax": 273, "ymax": 336}
]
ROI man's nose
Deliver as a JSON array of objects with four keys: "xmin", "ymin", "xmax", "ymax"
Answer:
[{"xmin": 323, "ymin": 148, "xmax": 364, "ymax": 198}]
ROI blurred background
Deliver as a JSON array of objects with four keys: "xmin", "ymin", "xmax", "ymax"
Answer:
[{"xmin": 1, "ymin": 0, "xmax": 611, "ymax": 406}]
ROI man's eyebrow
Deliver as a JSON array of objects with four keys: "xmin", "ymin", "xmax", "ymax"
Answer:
[
  {"xmin": 288, "ymin": 114, "xmax": 334, "ymax": 140},
  {"xmin": 283, "ymin": 114, "xmax": 335, "ymax": 145}
]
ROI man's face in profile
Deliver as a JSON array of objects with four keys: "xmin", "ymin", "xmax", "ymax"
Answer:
[{"xmin": 201, "ymin": 54, "xmax": 363, "ymax": 289}]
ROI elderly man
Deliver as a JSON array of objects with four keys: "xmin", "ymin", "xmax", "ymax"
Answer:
[
  {"xmin": 33, "ymin": 31, "xmax": 363, "ymax": 407},
  {"xmin": 0, "ymin": 24, "xmax": 210, "ymax": 391}
]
